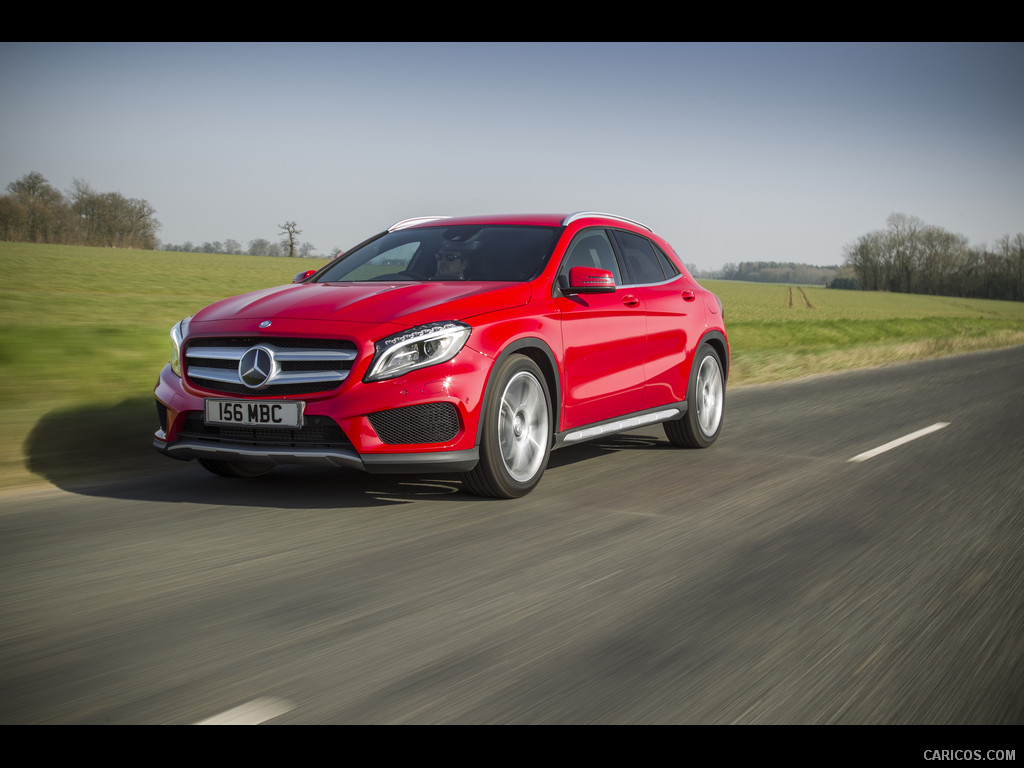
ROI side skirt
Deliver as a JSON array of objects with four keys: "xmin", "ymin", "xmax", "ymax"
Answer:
[{"xmin": 552, "ymin": 402, "xmax": 687, "ymax": 450}]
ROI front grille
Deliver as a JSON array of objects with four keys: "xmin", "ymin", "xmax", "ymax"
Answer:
[
  {"xmin": 184, "ymin": 337, "xmax": 357, "ymax": 396},
  {"xmin": 179, "ymin": 412, "xmax": 352, "ymax": 448},
  {"xmin": 368, "ymin": 403, "xmax": 460, "ymax": 444}
]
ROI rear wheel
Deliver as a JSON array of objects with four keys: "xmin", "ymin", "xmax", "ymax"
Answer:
[
  {"xmin": 197, "ymin": 458, "xmax": 275, "ymax": 478},
  {"xmin": 463, "ymin": 355, "xmax": 551, "ymax": 498},
  {"xmin": 664, "ymin": 344, "xmax": 724, "ymax": 448}
]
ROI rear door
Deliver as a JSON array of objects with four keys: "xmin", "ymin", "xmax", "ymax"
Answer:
[{"xmin": 609, "ymin": 229, "xmax": 697, "ymax": 408}]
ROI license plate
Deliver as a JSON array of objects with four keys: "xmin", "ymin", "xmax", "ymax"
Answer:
[{"xmin": 204, "ymin": 399, "xmax": 304, "ymax": 428}]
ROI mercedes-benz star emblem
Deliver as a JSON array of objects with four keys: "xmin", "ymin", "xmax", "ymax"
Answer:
[{"xmin": 239, "ymin": 346, "xmax": 277, "ymax": 389}]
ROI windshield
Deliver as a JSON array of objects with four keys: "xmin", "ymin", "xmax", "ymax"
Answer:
[{"xmin": 315, "ymin": 225, "xmax": 561, "ymax": 283}]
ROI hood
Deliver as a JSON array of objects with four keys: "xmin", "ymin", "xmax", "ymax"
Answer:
[{"xmin": 192, "ymin": 281, "xmax": 533, "ymax": 327}]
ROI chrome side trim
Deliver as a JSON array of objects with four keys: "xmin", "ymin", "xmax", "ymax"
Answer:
[{"xmin": 558, "ymin": 407, "xmax": 683, "ymax": 445}]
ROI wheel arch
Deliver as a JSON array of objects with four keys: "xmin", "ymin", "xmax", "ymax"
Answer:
[
  {"xmin": 473, "ymin": 337, "xmax": 561, "ymax": 445},
  {"xmin": 697, "ymin": 330, "xmax": 730, "ymax": 383}
]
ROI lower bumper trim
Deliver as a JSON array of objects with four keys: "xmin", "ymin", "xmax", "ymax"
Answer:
[{"xmin": 153, "ymin": 436, "xmax": 479, "ymax": 474}]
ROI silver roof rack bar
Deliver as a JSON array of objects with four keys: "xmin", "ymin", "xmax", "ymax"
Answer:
[
  {"xmin": 388, "ymin": 216, "xmax": 451, "ymax": 232},
  {"xmin": 562, "ymin": 211, "xmax": 652, "ymax": 231}
]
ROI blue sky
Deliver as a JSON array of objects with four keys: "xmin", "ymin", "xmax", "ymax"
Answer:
[{"xmin": 2, "ymin": 42, "xmax": 1021, "ymax": 271}]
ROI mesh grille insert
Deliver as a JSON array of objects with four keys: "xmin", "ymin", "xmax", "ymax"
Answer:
[{"xmin": 367, "ymin": 403, "xmax": 460, "ymax": 444}]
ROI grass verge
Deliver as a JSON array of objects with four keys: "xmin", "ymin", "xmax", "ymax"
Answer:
[{"xmin": 707, "ymin": 280, "xmax": 1024, "ymax": 384}]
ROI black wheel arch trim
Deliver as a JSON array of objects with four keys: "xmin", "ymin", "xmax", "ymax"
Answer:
[
  {"xmin": 473, "ymin": 337, "xmax": 561, "ymax": 445},
  {"xmin": 696, "ymin": 330, "xmax": 729, "ymax": 381}
]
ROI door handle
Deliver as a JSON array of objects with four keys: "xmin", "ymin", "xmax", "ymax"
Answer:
[
  {"xmin": 681, "ymin": 290, "xmax": 696, "ymax": 302},
  {"xmin": 622, "ymin": 295, "xmax": 640, "ymax": 307}
]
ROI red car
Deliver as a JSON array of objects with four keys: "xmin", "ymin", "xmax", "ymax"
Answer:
[{"xmin": 154, "ymin": 212, "xmax": 728, "ymax": 498}]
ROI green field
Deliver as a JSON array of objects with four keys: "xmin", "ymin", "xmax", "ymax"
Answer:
[
  {"xmin": 709, "ymin": 280, "xmax": 1024, "ymax": 384},
  {"xmin": 3, "ymin": 242, "xmax": 1023, "ymax": 491}
]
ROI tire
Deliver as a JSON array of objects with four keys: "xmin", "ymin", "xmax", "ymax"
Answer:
[
  {"xmin": 463, "ymin": 355, "xmax": 552, "ymax": 498},
  {"xmin": 197, "ymin": 457, "xmax": 275, "ymax": 478},
  {"xmin": 664, "ymin": 344, "xmax": 725, "ymax": 449}
]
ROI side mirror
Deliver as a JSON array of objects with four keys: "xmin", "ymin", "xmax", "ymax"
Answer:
[
  {"xmin": 561, "ymin": 266, "xmax": 616, "ymax": 295},
  {"xmin": 293, "ymin": 269, "xmax": 317, "ymax": 283}
]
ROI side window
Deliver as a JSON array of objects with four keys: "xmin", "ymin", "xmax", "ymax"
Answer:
[
  {"xmin": 559, "ymin": 230, "xmax": 623, "ymax": 285},
  {"xmin": 612, "ymin": 230, "xmax": 667, "ymax": 284},
  {"xmin": 656, "ymin": 244, "xmax": 681, "ymax": 278}
]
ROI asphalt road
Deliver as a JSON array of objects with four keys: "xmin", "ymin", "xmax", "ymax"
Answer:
[{"xmin": 2, "ymin": 347, "xmax": 1022, "ymax": 724}]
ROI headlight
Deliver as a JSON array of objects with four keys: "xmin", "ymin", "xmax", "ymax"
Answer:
[
  {"xmin": 365, "ymin": 321, "xmax": 471, "ymax": 382},
  {"xmin": 168, "ymin": 317, "xmax": 191, "ymax": 377}
]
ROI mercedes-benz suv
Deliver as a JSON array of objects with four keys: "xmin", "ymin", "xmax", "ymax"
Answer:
[{"xmin": 154, "ymin": 212, "xmax": 728, "ymax": 498}]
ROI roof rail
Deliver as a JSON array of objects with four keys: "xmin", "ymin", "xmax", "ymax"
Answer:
[
  {"xmin": 562, "ymin": 211, "xmax": 652, "ymax": 231},
  {"xmin": 388, "ymin": 216, "xmax": 450, "ymax": 232}
]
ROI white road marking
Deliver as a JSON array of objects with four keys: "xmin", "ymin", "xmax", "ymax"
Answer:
[
  {"xmin": 195, "ymin": 697, "xmax": 294, "ymax": 725},
  {"xmin": 848, "ymin": 422, "xmax": 950, "ymax": 463}
]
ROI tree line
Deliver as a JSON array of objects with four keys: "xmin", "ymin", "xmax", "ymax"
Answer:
[
  {"xmin": 0, "ymin": 172, "xmax": 323, "ymax": 257},
  {"xmin": 717, "ymin": 261, "xmax": 840, "ymax": 285},
  {"xmin": 0, "ymin": 172, "xmax": 160, "ymax": 250},
  {"xmin": 160, "ymin": 236, "xmax": 322, "ymax": 259},
  {"xmin": 843, "ymin": 213, "xmax": 1024, "ymax": 302},
  {"xmin": 160, "ymin": 221, "xmax": 323, "ymax": 258}
]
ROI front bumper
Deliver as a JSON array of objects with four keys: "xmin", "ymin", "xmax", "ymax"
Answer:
[{"xmin": 153, "ymin": 345, "xmax": 491, "ymax": 474}]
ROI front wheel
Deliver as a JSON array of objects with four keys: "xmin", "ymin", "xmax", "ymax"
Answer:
[
  {"xmin": 463, "ymin": 355, "xmax": 552, "ymax": 498},
  {"xmin": 664, "ymin": 344, "xmax": 725, "ymax": 448}
]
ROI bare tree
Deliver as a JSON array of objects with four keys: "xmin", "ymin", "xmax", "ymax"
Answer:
[{"xmin": 279, "ymin": 221, "xmax": 301, "ymax": 258}]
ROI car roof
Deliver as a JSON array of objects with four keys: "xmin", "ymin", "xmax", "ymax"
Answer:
[{"xmin": 388, "ymin": 212, "xmax": 652, "ymax": 232}]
